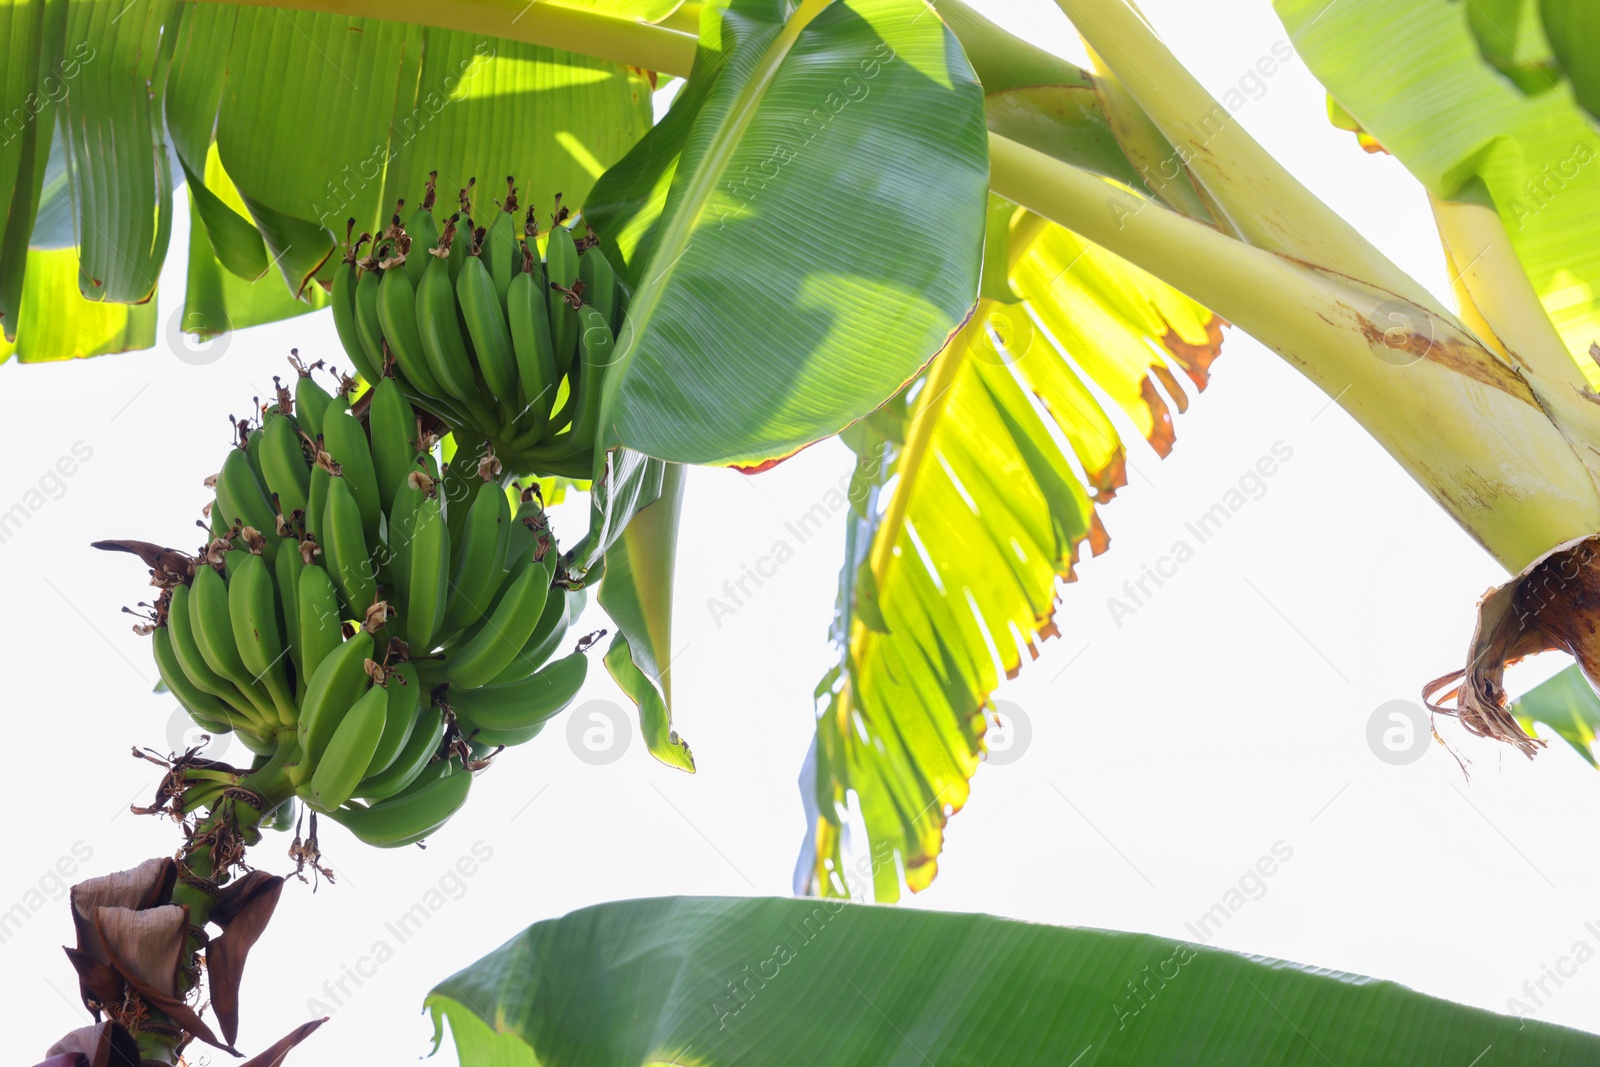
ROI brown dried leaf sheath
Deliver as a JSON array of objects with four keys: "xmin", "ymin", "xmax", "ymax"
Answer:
[
  {"xmin": 1426, "ymin": 534, "xmax": 1600, "ymax": 757},
  {"xmin": 208, "ymin": 872, "xmax": 286, "ymax": 1045},
  {"xmin": 69, "ymin": 858, "xmax": 176, "ymax": 971},
  {"xmin": 238, "ymin": 1018, "xmax": 327, "ymax": 1067},
  {"xmin": 43, "ymin": 1019, "xmax": 140, "ymax": 1067}
]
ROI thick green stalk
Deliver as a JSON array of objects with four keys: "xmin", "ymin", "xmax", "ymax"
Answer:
[
  {"xmin": 134, "ymin": 735, "xmax": 299, "ymax": 1065},
  {"xmin": 1054, "ymin": 0, "xmax": 1421, "ymax": 297},
  {"xmin": 1430, "ymin": 190, "xmax": 1600, "ymax": 479},
  {"xmin": 988, "ymin": 132, "xmax": 1600, "ymax": 570}
]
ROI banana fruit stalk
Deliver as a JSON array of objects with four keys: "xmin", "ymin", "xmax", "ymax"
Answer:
[
  {"xmin": 329, "ymin": 177, "xmax": 621, "ymax": 480},
  {"xmin": 102, "ymin": 362, "xmax": 591, "ymax": 849}
]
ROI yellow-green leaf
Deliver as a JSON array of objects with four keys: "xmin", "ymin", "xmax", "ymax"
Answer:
[{"xmin": 804, "ymin": 209, "xmax": 1223, "ymax": 901}]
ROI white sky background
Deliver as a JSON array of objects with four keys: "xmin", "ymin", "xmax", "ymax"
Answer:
[{"xmin": 5, "ymin": 0, "xmax": 1600, "ymax": 1061}]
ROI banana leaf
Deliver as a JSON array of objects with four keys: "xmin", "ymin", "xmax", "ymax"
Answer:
[
  {"xmin": 583, "ymin": 0, "xmax": 990, "ymax": 467},
  {"xmin": 803, "ymin": 207, "xmax": 1222, "ymax": 901},
  {"xmin": 426, "ymin": 895, "xmax": 1600, "ymax": 1065}
]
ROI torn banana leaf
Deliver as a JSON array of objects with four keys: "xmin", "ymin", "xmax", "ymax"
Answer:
[{"xmin": 802, "ymin": 207, "xmax": 1223, "ymax": 901}]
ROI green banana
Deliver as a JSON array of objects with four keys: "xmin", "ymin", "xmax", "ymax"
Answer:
[
  {"xmin": 545, "ymin": 221, "xmax": 580, "ymax": 375},
  {"xmin": 258, "ymin": 413, "xmax": 310, "ymax": 527},
  {"xmin": 168, "ymin": 583, "xmax": 274, "ymax": 724},
  {"xmin": 386, "ymin": 472, "xmax": 420, "ymax": 607},
  {"xmin": 416, "ymin": 224, "xmax": 488, "ymax": 417},
  {"xmin": 275, "ymin": 538, "xmax": 305, "ymax": 680},
  {"xmin": 244, "ymin": 417, "xmax": 266, "ymax": 480},
  {"xmin": 295, "ymin": 373, "xmax": 333, "ymax": 442},
  {"xmin": 448, "ymin": 197, "xmax": 474, "ymax": 282},
  {"xmin": 294, "ymin": 629, "xmax": 374, "ymax": 784},
  {"xmin": 507, "ymin": 255, "xmax": 558, "ymax": 435},
  {"xmin": 487, "ymin": 584, "xmax": 569, "ymax": 685},
  {"xmin": 153, "ymin": 624, "xmax": 246, "ymax": 737},
  {"xmin": 330, "ymin": 757, "xmax": 471, "ymax": 848},
  {"xmin": 457, "ymin": 251, "xmax": 518, "ymax": 421},
  {"xmin": 304, "ymin": 462, "xmax": 330, "ymax": 547},
  {"xmin": 297, "ymin": 563, "xmax": 345, "ymax": 684},
  {"xmin": 501, "ymin": 488, "xmax": 547, "ymax": 581},
  {"xmin": 456, "ymin": 712, "xmax": 546, "ymax": 749},
  {"xmin": 307, "ymin": 681, "xmax": 389, "ymax": 812},
  {"xmin": 444, "ymin": 649, "xmax": 588, "ymax": 732},
  {"xmin": 577, "ymin": 241, "xmax": 617, "ymax": 333},
  {"xmin": 215, "ymin": 448, "xmax": 279, "ymax": 549},
  {"xmin": 440, "ymin": 433, "xmax": 489, "ymax": 545},
  {"xmin": 189, "ymin": 564, "xmax": 275, "ymax": 714},
  {"xmin": 180, "ymin": 779, "xmax": 230, "ymax": 817},
  {"xmin": 405, "ymin": 489, "xmax": 450, "ymax": 653},
  {"xmin": 356, "ymin": 704, "xmax": 443, "ymax": 801},
  {"xmin": 403, "ymin": 176, "xmax": 439, "ymax": 289},
  {"xmin": 365, "ymin": 662, "xmax": 421, "ymax": 780},
  {"xmin": 378, "ymin": 266, "xmax": 448, "ymax": 402},
  {"xmin": 227, "ymin": 551, "xmax": 297, "ymax": 725},
  {"xmin": 355, "ymin": 265, "xmax": 389, "ymax": 379},
  {"xmin": 321, "ymin": 473, "xmax": 377, "ymax": 617},
  {"xmin": 441, "ymin": 478, "xmax": 509, "ymax": 635},
  {"xmin": 264, "ymin": 794, "xmax": 298, "ymax": 833},
  {"xmin": 332, "ymin": 238, "xmax": 381, "ymax": 384},
  {"xmin": 487, "ymin": 179, "xmax": 521, "ymax": 304},
  {"xmin": 319, "ymin": 399, "xmax": 382, "ymax": 541},
  {"xmin": 568, "ymin": 302, "xmax": 614, "ymax": 454},
  {"xmin": 368, "ymin": 377, "xmax": 415, "ymax": 516},
  {"xmin": 436, "ymin": 551, "xmax": 553, "ymax": 689}
]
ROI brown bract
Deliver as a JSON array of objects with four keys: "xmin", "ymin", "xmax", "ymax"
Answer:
[
  {"xmin": 208, "ymin": 872, "xmax": 286, "ymax": 1046},
  {"xmin": 1425, "ymin": 534, "xmax": 1600, "ymax": 757},
  {"xmin": 38, "ymin": 1020, "xmax": 140, "ymax": 1067}
]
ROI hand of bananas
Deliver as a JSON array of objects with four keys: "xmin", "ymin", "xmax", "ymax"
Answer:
[
  {"xmin": 103, "ymin": 364, "xmax": 593, "ymax": 850},
  {"xmin": 332, "ymin": 174, "xmax": 623, "ymax": 481}
]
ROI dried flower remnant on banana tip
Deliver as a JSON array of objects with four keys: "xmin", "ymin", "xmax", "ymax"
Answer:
[{"xmin": 1425, "ymin": 534, "xmax": 1600, "ymax": 758}]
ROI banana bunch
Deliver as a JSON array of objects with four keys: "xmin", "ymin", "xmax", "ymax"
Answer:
[
  {"xmin": 130, "ymin": 362, "xmax": 593, "ymax": 849},
  {"xmin": 331, "ymin": 175, "xmax": 623, "ymax": 480}
]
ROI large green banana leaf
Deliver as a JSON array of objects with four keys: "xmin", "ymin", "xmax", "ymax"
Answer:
[
  {"xmin": 426, "ymin": 895, "xmax": 1600, "ymax": 1064},
  {"xmin": 0, "ymin": 0, "xmax": 652, "ymax": 358},
  {"xmin": 1511, "ymin": 663, "xmax": 1600, "ymax": 768},
  {"xmin": 803, "ymin": 208, "xmax": 1222, "ymax": 902},
  {"xmin": 584, "ymin": 0, "xmax": 989, "ymax": 467},
  {"xmin": 1276, "ymin": 0, "xmax": 1600, "ymax": 375}
]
